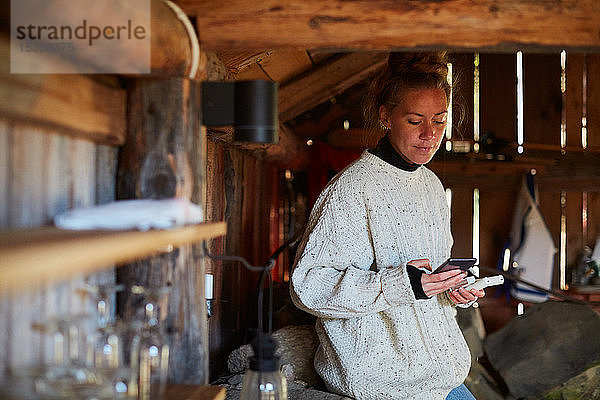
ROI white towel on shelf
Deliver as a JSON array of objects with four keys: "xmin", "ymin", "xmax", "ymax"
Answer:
[{"xmin": 54, "ymin": 198, "xmax": 203, "ymax": 231}]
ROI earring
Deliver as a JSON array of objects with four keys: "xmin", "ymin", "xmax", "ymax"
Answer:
[{"xmin": 379, "ymin": 120, "xmax": 389, "ymax": 131}]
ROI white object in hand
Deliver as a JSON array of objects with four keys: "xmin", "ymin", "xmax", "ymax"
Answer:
[
  {"xmin": 456, "ymin": 275, "xmax": 504, "ymax": 309},
  {"xmin": 54, "ymin": 198, "xmax": 203, "ymax": 231},
  {"xmin": 464, "ymin": 275, "xmax": 504, "ymax": 291}
]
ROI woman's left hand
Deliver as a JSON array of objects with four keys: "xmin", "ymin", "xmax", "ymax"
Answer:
[{"xmin": 448, "ymin": 286, "xmax": 485, "ymax": 306}]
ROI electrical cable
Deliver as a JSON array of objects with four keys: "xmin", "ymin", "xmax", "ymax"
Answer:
[
  {"xmin": 306, "ymin": 50, "xmax": 316, "ymax": 67},
  {"xmin": 268, "ymin": 271, "xmax": 274, "ymax": 334},
  {"xmin": 478, "ymin": 265, "xmax": 600, "ymax": 306},
  {"xmin": 202, "ymin": 242, "xmax": 274, "ymax": 272},
  {"xmin": 202, "ymin": 195, "xmax": 303, "ymax": 388},
  {"xmin": 256, "ymin": 59, "xmax": 275, "ymax": 82},
  {"xmin": 203, "ymin": 234, "xmax": 302, "ymax": 336}
]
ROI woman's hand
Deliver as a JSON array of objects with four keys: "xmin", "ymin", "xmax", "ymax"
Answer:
[
  {"xmin": 420, "ymin": 269, "xmax": 469, "ymax": 298},
  {"xmin": 407, "ymin": 258, "xmax": 486, "ymax": 303},
  {"xmin": 448, "ymin": 285, "xmax": 485, "ymax": 306}
]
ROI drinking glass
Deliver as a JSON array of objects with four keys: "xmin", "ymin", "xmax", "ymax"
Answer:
[
  {"xmin": 80, "ymin": 283, "xmax": 125, "ymax": 329},
  {"xmin": 125, "ymin": 285, "xmax": 170, "ymax": 400},
  {"xmin": 82, "ymin": 283, "xmax": 137, "ymax": 399},
  {"xmin": 33, "ymin": 315, "xmax": 113, "ymax": 400},
  {"xmin": 91, "ymin": 320, "xmax": 136, "ymax": 399}
]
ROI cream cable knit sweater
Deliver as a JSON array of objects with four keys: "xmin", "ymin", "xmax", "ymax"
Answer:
[{"xmin": 290, "ymin": 151, "xmax": 471, "ymax": 400}]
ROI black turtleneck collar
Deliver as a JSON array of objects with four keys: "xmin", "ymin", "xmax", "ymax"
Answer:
[{"xmin": 368, "ymin": 135, "xmax": 421, "ymax": 172}]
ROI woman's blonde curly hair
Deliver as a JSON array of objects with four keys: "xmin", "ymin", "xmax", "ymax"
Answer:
[{"xmin": 362, "ymin": 52, "xmax": 459, "ymax": 145}]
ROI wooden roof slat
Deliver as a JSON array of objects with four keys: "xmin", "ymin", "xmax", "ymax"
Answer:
[
  {"xmin": 232, "ymin": 50, "xmax": 314, "ymax": 83},
  {"xmin": 217, "ymin": 50, "xmax": 272, "ymax": 75},
  {"xmin": 278, "ymin": 51, "xmax": 387, "ymax": 122}
]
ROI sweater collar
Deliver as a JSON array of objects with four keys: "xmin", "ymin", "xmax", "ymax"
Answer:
[{"xmin": 368, "ymin": 135, "xmax": 421, "ymax": 172}]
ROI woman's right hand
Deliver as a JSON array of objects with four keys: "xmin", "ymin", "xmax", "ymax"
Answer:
[{"xmin": 420, "ymin": 269, "xmax": 468, "ymax": 298}]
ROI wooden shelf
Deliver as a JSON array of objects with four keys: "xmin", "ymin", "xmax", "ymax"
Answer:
[
  {"xmin": 570, "ymin": 285, "xmax": 600, "ymax": 294},
  {"xmin": 0, "ymin": 222, "xmax": 226, "ymax": 294}
]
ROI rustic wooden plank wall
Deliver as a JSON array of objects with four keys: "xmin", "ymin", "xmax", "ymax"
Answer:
[
  {"xmin": 451, "ymin": 53, "xmax": 474, "ymax": 141},
  {"xmin": 204, "ymin": 138, "xmax": 281, "ymax": 379},
  {"xmin": 523, "ymin": 54, "xmax": 562, "ymax": 146},
  {"xmin": 566, "ymin": 55, "xmax": 585, "ymax": 149},
  {"xmin": 480, "ymin": 53, "xmax": 516, "ymax": 146},
  {"xmin": 0, "ymin": 119, "xmax": 117, "ymax": 377},
  {"xmin": 449, "ymin": 186, "xmax": 473, "ymax": 262},
  {"xmin": 204, "ymin": 140, "xmax": 227, "ymax": 377},
  {"xmin": 589, "ymin": 56, "xmax": 600, "ymax": 148},
  {"xmin": 589, "ymin": 193, "xmax": 600, "ymax": 248},
  {"xmin": 438, "ymin": 53, "xmax": 600, "ymax": 290}
]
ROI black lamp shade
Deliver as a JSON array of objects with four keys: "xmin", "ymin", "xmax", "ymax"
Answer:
[
  {"xmin": 234, "ymin": 80, "xmax": 278, "ymax": 144},
  {"xmin": 202, "ymin": 81, "xmax": 234, "ymax": 127}
]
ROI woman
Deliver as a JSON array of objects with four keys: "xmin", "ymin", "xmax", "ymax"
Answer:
[{"xmin": 290, "ymin": 52, "xmax": 485, "ymax": 400}]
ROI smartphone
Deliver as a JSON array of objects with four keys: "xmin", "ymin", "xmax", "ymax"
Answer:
[{"xmin": 434, "ymin": 258, "xmax": 477, "ymax": 274}]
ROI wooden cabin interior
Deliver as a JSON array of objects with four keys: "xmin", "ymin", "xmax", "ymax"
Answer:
[{"xmin": 1, "ymin": 1, "xmax": 600, "ymax": 399}]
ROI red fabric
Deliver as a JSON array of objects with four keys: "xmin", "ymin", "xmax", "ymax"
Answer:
[{"xmin": 307, "ymin": 142, "xmax": 362, "ymax": 209}]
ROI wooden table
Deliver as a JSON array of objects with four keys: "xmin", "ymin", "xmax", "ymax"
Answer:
[{"xmin": 165, "ymin": 384, "xmax": 226, "ymax": 400}]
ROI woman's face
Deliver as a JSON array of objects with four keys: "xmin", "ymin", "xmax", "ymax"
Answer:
[{"xmin": 379, "ymin": 87, "xmax": 448, "ymax": 165}]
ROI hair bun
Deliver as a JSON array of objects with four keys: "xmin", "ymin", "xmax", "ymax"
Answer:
[{"xmin": 388, "ymin": 52, "xmax": 449, "ymax": 78}]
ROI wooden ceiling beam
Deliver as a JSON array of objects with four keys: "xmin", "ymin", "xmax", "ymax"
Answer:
[
  {"xmin": 279, "ymin": 52, "xmax": 387, "ymax": 122},
  {"xmin": 207, "ymin": 124, "xmax": 310, "ymax": 169},
  {"xmin": 178, "ymin": 0, "xmax": 600, "ymax": 51}
]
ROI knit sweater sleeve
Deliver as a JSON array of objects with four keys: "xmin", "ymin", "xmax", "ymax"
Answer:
[{"xmin": 290, "ymin": 176, "xmax": 417, "ymax": 319}]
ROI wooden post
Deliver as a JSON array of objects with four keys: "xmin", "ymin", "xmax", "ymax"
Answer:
[{"xmin": 117, "ymin": 78, "xmax": 208, "ymax": 384}]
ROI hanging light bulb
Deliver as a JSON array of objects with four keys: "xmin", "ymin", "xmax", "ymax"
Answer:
[
  {"xmin": 203, "ymin": 235, "xmax": 300, "ymax": 400},
  {"xmin": 240, "ymin": 333, "xmax": 287, "ymax": 400}
]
